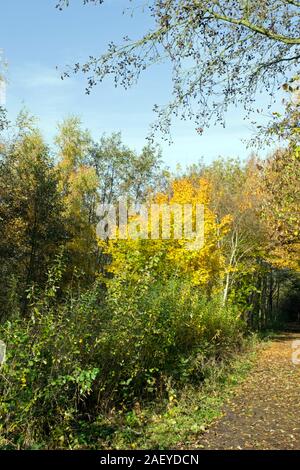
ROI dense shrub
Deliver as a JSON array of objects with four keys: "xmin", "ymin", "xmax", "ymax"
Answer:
[{"xmin": 0, "ymin": 261, "xmax": 244, "ymax": 449}]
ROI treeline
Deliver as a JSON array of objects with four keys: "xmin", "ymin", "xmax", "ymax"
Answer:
[
  {"xmin": 0, "ymin": 107, "xmax": 299, "ymax": 448},
  {"xmin": 0, "ymin": 112, "xmax": 163, "ymax": 320}
]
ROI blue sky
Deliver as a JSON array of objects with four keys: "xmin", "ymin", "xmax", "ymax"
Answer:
[{"xmin": 1, "ymin": 0, "xmax": 279, "ymax": 167}]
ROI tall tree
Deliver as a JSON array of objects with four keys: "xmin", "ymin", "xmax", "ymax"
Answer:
[
  {"xmin": 257, "ymin": 91, "xmax": 300, "ymax": 269},
  {"xmin": 259, "ymin": 147, "xmax": 300, "ymax": 270},
  {"xmin": 0, "ymin": 113, "xmax": 66, "ymax": 317},
  {"xmin": 55, "ymin": 116, "xmax": 99, "ymax": 282},
  {"xmin": 89, "ymin": 132, "xmax": 162, "ymax": 204},
  {"xmin": 184, "ymin": 157, "xmax": 268, "ymax": 309}
]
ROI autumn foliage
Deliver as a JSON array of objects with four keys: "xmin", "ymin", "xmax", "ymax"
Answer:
[{"xmin": 0, "ymin": 107, "xmax": 299, "ymax": 448}]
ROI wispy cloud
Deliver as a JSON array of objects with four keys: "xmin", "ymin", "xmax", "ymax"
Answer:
[{"xmin": 13, "ymin": 63, "xmax": 73, "ymax": 89}]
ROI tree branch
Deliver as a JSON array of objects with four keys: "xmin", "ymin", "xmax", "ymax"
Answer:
[
  {"xmin": 193, "ymin": 3, "xmax": 300, "ymax": 45},
  {"xmin": 284, "ymin": 0, "xmax": 300, "ymax": 7}
]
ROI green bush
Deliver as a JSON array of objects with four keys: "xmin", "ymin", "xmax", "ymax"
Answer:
[
  {"xmin": 0, "ymin": 293, "xmax": 102, "ymax": 448},
  {"xmin": 0, "ymin": 261, "xmax": 244, "ymax": 449},
  {"xmin": 95, "ymin": 274, "xmax": 244, "ymax": 402}
]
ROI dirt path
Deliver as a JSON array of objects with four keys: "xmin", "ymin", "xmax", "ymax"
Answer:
[{"xmin": 194, "ymin": 328, "xmax": 300, "ymax": 450}]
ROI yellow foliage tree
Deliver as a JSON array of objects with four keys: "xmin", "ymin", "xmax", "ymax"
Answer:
[{"xmin": 101, "ymin": 176, "xmax": 231, "ymax": 294}]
